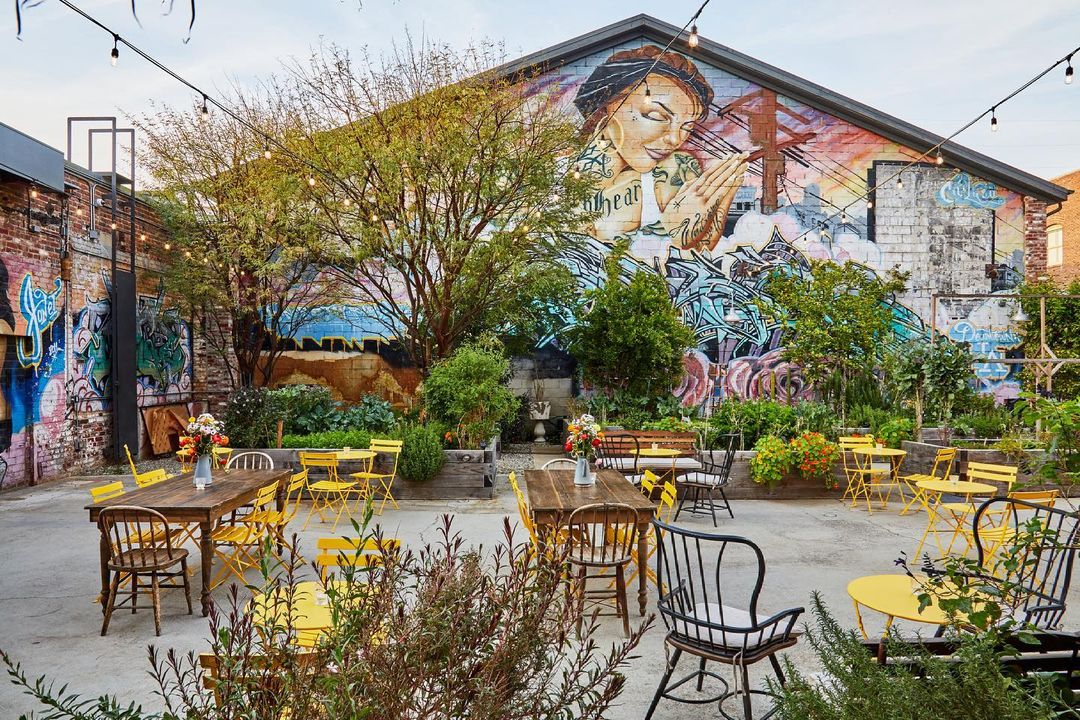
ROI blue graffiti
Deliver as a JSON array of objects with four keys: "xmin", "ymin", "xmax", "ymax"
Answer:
[
  {"xmin": 16, "ymin": 274, "xmax": 62, "ymax": 368},
  {"xmin": 936, "ymin": 172, "xmax": 1005, "ymax": 210},
  {"xmin": 947, "ymin": 320, "xmax": 1021, "ymax": 387},
  {"xmin": 272, "ymin": 304, "xmax": 402, "ymax": 349}
]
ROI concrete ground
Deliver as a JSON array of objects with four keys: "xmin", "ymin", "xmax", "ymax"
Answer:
[{"xmin": 1, "ymin": 455, "xmax": 1076, "ymax": 719}]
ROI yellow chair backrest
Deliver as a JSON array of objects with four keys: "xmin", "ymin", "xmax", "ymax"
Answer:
[
  {"xmin": 90, "ymin": 481, "xmax": 126, "ymax": 503},
  {"xmin": 370, "ymin": 438, "xmax": 403, "ymax": 453},
  {"xmin": 929, "ymin": 447, "xmax": 958, "ymax": 480},
  {"xmin": 135, "ymin": 468, "xmax": 169, "ymax": 488},
  {"xmin": 299, "ymin": 451, "xmax": 339, "ymax": 469},
  {"xmin": 639, "ymin": 469, "xmax": 659, "ymax": 496},
  {"xmin": 656, "ymin": 481, "xmax": 677, "ymax": 523},
  {"xmin": 967, "ymin": 462, "xmax": 1018, "ymax": 493},
  {"xmin": 839, "ymin": 435, "xmax": 874, "ymax": 450},
  {"xmin": 1008, "ymin": 488, "xmax": 1058, "ymax": 507},
  {"xmin": 123, "ymin": 444, "xmax": 138, "ymax": 478},
  {"xmin": 315, "ymin": 537, "xmax": 400, "ymax": 579},
  {"xmin": 508, "ymin": 471, "xmax": 521, "ymax": 495},
  {"xmin": 252, "ymin": 481, "xmax": 279, "ymax": 511}
]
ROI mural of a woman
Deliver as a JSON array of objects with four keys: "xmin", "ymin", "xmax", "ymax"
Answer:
[{"xmin": 573, "ymin": 46, "xmax": 749, "ymax": 263}]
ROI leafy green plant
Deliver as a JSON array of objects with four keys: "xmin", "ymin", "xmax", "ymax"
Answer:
[
  {"xmin": 567, "ymin": 242, "xmax": 695, "ymax": 400},
  {"xmin": 398, "ymin": 424, "xmax": 446, "ymax": 482},
  {"xmin": 924, "ymin": 338, "xmax": 975, "ymax": 442},
  {"xmin": 749, "ymin": 435, "xmax": 794, "ymax": 487},
  {"xmin": 642, "ymin": 416, "xmax": 696, "ymax": 433},
  {"xmin": 1016, "ymin": 392, "xmax": 1080, "ymax": 477},
  {"xmin": 280, "ymin": 429, "xmax": 373, "ymax": 449},
  {"xmin": 1018, "ymin": 279, "xmax": 1080, "ymax": 398},
  {"xmin": 270, "ymin": 384, "xmax": 339, "ymax": 435},
  {"xmin": 339, "ymin": 394, "xmax": 398, "ymax": 433},
  {"xmin": 421, "ymin": 338, "xmax": 518, "ymax": 449},
  {"xmin": 876, "ymin": 417, "xmax": 915, "ymax": 449},
  {"xmin": 789, "ymin": 432, "xmax": 841, "ymax": 488},
  {"xmin": 791, "ymin": 401, "xmax": 839, "ymax": 440},
  {"xmin": 846, "ymin": 403, "xmax": 894, "ymax": 433},
  {"xmin": 954, "ymin": 407, "xmax": 1014, "ymax": 439},
  {"xmin": 710, "ymin": 399, "xmax": 797, "ymax": 448}
]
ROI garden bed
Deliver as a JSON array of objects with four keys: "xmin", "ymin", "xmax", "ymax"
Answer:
[{"xmin": 695, "ymin": 450, "xmax": 844, "ymax": 500}]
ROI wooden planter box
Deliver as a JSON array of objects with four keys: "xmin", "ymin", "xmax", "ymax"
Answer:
[
  {"xmin": 235, "ymin": 442, "xmax": 497, "ymax": 500},
  {"xmin": 900, "ymin": 440, "xmax": 1066, "ymax": 493},
  {"xmin": 699, "ymin": 450, "xmax": 843, "ymax": 500}
]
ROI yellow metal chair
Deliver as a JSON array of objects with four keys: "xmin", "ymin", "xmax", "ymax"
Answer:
[
  {"xmin": 349, "ymin": 439, "xmax": 402, "ymax": 515},
  {"xmin": 937, "ymin": 461, "xmax": 1019, "ymax": 554},
  {"xmin": 961, "ymin": 489, "xmax": 1059, "ymax": 564},
  {"xmin": 638, "ymin": 469, "xmax": 660, "ymax": 498},
  {"xmin": 176, "ymin": 447, "xmax": 195, "ymax": 473},
  {"xmin": 898, "ymin": 447, "xmax": 957, "ymax": 515},
  {"xmin": 124, "ymin": 444, "xmax": 139, "ymax": 478},
  {"xmin": 242, "ymin": 470, "xmax": 307, "ymax": 561},
  {"xmin": 314, "ymin": 537, "xmax": 401, "ymax": 581},
  {"xmin": 300, "ymin": 452, "xmax": 355, "ymax": 531},
  {"xmin": 212, "ymin": 446, "xmax": 233, "ymax": 469},
  {"xmin": 134, "ymin": 468, "xmax": 170, "ymax": 488},
  {"xmin": 625, "ymin": 479, "xmax": 676, "ymax": 589},
  {"xmin": 90, "ymin": 481, "xmax": 126, "ymax": 503},
  {"xmin": 839, "ymin": 435, "xmax": 883, "ymax": 508},
  {"xmin": 210, "ymin": 481, "xmax": 279, "ymax": 589}
]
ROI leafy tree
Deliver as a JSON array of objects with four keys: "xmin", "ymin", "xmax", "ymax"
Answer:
[
  {"xmin": 137, "ymin": 91, "xmax": 343, "ymax": 388},
  {"xmin": 567, "ymin": 244, "xmax": 695, "ymax": 401},
  {"xmin": 1017, "ymin": 278, "xmax": 1080, "ymax": 398},
  {"xmin": 284, "ymin": 40, "xmax": 596, "ymax": 369},
  {"xmin": 889, "ymin": 337, "xmax": 973, "ymax": 434},
  {"xmin": 762, "ymin": 260, "xmax": 908, "ymax": 422}
]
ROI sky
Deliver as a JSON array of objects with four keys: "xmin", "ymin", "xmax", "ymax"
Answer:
[{"xmin": 2, "ymin": 0, "xmax": 1079, "ymax": 184}]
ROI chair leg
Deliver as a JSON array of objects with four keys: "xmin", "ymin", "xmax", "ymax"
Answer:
[
  {"xmin": 644, "ymin": 647, "xmax": 681, "ymax": 720},
  {"xmin": 674, "ymin": 492, "xmax": 686, "ymax": 522},
  {"xmin": 740, "ymin": 662, "xmax": 753, "ymax": 720},
  {"xmin": 151, "ymin": 572, "xmax": 162, "ymax": 636},
  {"xmin": 615, "ymin": 566, "xmax": 629, "ymax": 636},
  {"xmin": 101, "ymin": 572, "xmax": 121, "ymax": 636},
  {"xmin": 131, "ymin": 572, "xmax": 138, "ymax": 614},
  {"xmin": 719, "ymin": 486, "xmax": 735, "ymax": 519},
  {"xmin": 696, "ymin": 657, "xmax": 707, "ymax": 691},
  {"xmin": 707, "ymin": 487, "xmax": 718, "ymax": 527},
  {"xmin": 181, "ymin": 558, "xmax": 193, "ymax": 615},
  {"xmin": 769, "ymin": 653, "xmax": 786, "ymax": 686}
]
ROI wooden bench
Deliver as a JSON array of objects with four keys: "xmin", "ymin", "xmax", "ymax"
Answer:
[{"xmin": 860, "ymin": 631, "xmax": 1080, "ymax": 690}]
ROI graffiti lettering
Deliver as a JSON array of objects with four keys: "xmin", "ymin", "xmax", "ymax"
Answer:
[
  {"xmin": 936, "ymin": 172, "xmax": 1006, "ymax": 210},
  {"xmin": 16, "ymin": 274, "xmax": 62, "ymax": 368},
  {"xmin": 948, "ymin": 320, "xmax": 1021, "ymax": 387}
]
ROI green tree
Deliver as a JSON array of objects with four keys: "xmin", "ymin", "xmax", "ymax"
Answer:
[
  {"xmin": 1017, "ymin": 278, "xmax": 1080, "ymax": 398},
  {"xmin": 567, "ymin": 243, "xmax": 695, "ymax": 400},
  {"xmin": 286, "ymin": 40, "xmax": 596, "ymax": 369},
  {"xmin": 137, "ymin": 92, "xmax": 343, "ymax": 388},
  {"xmin": 762, "ymin": 260, "xmax": 908, "ymax": 422},
  {"xmin": 889, "ymin": 337, "xmax": 973, "ymax": 434}
]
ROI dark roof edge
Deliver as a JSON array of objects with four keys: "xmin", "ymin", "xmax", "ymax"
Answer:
[{"xmin": 494, "ymin": 14, "xmax": 1070, "ymax": 203}]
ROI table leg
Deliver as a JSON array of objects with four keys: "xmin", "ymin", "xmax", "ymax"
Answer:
[
  {"xmin": 852, "ymin": 599, "xmax": 868, "ymax": 639},
  {"xmin": 199, "ymin": 520, "xmax": 214, "ymax": 616},
  {"xmin": 99, "ymin": 530, "xmax": 110, "ymax": 614},
  {"xmin": 637, "ymin": 522, "xmax": 648, "ymax": 616}
]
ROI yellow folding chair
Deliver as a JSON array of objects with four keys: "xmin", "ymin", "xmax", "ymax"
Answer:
[
  {"xmin": 839, "ymin": 436, "xmax": 881, "ymax": 507},
  {"xmin": 134, "ymin": 468, "xmax": 170, "ymax": 488},
  {"xmin": 961, "ymin": 489, "xmax": 1059, "ymax": 564},
  {"xmin": 176, "ymin": 447, "xmax": 195, "ymax": 473},
  {"xmin": 314, "ymin": 537, "xmax": 401, "ymax": 581},
  {"xmin": 626, "ymin": 479, "xmax": 676, "ymax": 589},
  {"xmin": 123, "ymin": 444, "xmax": 139, "ymax": 478},
  {"xmin": 638, "ymin": 469, "xmax": 660, "ymax": 497},
  {"xmin": 90, "ymin": 481, "xmax": 126, "ymax": 503},
  {"xmin": 349, "ymin": 439, "xmax": 402, "ymax": 515},
  {"xmin": 898, "ymin": 447, "xmax": 957, "ymax": 515},
  {"xmin": 210, "ymin": 481, "xmax": 279, "ymax": 589},
  {"xmin": 300, "ymin": 452, "xmax": 356, "ymax": 531},
  {"xmin": 242, "ymin": 470, "xmax": 308, "ymax": 561}
]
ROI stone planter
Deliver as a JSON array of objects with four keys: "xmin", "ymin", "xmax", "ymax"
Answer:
[{"xmin": 235, "ymin": 441, "xmax": 498, "ymax": 500}]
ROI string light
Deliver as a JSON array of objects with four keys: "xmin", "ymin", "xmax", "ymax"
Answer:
[
  {"xmin": 110, "ymin": 222, "xmax": 117, "ymax": 230},
  {"xmin": 572, "ymin": 169, "xmax": 581, "ymax": 180},
  {"xmin": 139, "ymin": 233, "xmax": 146, "ymax": 241},
  {"xmin": 897, "ymin": 175, "xmax": 904, "ymax": 190},
  {"xmin": 110, "ymin": 34, "xmax": 119, "ymax": 67},
  {"xmin": 840, "ymin": 211, "xmax": 847, "ymax": 224},
  {"xmin": 343, "ymin": 198, "xmax": 351, "ymax": 207},
  {"xmin": 370, "ymin": 212, "xmax": 379, "ymax": 222},
  {"xmin": 263, "ymin": 144, "xmax": 272, "ymax": 160},
  {"xmin": 30, "ymin": 188, "xmax": 38, "ymax": 199},
  {"xmin": 688, "ymin": 23, "xmax": 699, "ymax": 49},
  {"xmin": 307, "ymin": 177, "xmax": 316, "ymax": 187},
  {"xmin": 1067, "ymin": 55, "xmax": 1074, "ymax": 84},
  {"xmin": 866, "ymin": 200, "xmax": 873, "ymax": 210},
  {"xmin": 185, "ymin": 250, "xmax": 192, "ymax": 258},
  {"xmin": 200, "ymin": 95, "xmax": 209, "ymax": 118},
  {"xmin": 990, "ymin": 108, "xmax": 998, "ymax": 132},
  {"xmin": 164, "ymin": 242, "xmax": 171, "ymax": 250},
  {"xmin": 935, "ymin": 152, "xmax": 944, "ymax": 165},
  {"xmin": 76, "ymin": 208, "xmax": 83, "ymax": 216}
]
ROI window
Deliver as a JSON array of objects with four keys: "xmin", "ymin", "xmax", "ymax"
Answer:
[{"xmin": 1047, "ymin": 224, "xmax": 1063, "ymax": 267}]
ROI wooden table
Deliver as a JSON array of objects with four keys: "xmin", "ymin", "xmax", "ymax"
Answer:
[
  {"xmin": 524, "ymin": 468, "xmax": 656, "ymax": 615},
  {"xmin": 86, "ymin": 468, "xmax": 291, "ymax": 616}
]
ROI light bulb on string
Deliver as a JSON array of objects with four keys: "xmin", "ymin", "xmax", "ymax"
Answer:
[
  {"xmin": 307, "ymin": 177, "xmax": 316, "ymax": 187},
  {"xmin": 688, "ymin": 24, "xmax": 699, "ymax": 49},
  {"xmin": 263, "ymin": 144, "xmax": 272, "ymax": 160},
  {"xmin": 840, "ymin": 211, "xmax": 847, "ymax": 224},
  {"xmin": 936, "ymin": 152, "xmax": 944, "ymax": 165},
  {"xmin": 370, "ymin": 212, "xmax": 379, "ymax": 222},
  {"xmin": 200, "ymin": 95, "xmax": 210, "ymax": 120},
  {"xmin": 897, "ymin": 174, "xmax": 904, "ymax": 190},
  {"xmin": 343, "ymin": 198, "xmax": 351, "ymax": 208},
  {"xmin": 164, "ymin": 242, "xmax": 171, "ymax": 250},
  {"xmin": 110, "ymin": 34, "xmax": 119, "ymax": 67},
  {"xmin": 572, "ymin": 169, "xmax": 581, "ymax": 180},
  {"xmin": 866, "ymin": 199, "xmax": 873, "ymax": 210},
  {"xmin": 30, "ymin": 188, "xmax": 38, "ymax": 199},
  {"xmin": 643, "ymin": 80, "xmax": 651, "ymax": 98},
  {"xmin": 990, "ymin": 108, "xmax": 998, "ymax": 133},
  {"xmin": 1067, "ymin": 55, "xmax": 1074, "ymax": 84}
]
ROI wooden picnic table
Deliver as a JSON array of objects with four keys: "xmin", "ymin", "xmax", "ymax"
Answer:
[
  {"xmin": 86, "ymin": 468, "xmax": 291, "ymax": 616},
  {"xmin": 524, "ymin": 468, "xmax": 656, "ymax": 615}
]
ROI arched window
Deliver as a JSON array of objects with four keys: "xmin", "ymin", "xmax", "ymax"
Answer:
[{"xmin": 1047, "ymin": 224, "xmax": 1063, "ymax": 267}]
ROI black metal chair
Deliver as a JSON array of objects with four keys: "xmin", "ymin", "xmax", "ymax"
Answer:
[
  {"xmin": 675, "ymin": 432, "xmax": 738, "ymax": 525},
  {"xmin": 645, "ymin": 519, "xmax": 803, "ymax": 720},
  {"xmin": 596, "ymin": 433, "xmax": 642, "ymax": 483},
  {"xmin": 971, "ymin": 497, "xmax": 1080, "ymax": 629}
]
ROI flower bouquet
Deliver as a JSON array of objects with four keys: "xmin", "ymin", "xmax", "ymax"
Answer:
[
  {"xmin": 180, "ymin": 413, "xmax": 228, "ymax": 487},
  {"xmin": 564, "ymin": 413, "xmax": 603, "ymax": 486}
]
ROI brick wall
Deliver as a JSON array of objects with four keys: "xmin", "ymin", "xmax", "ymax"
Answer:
[
  {"xmin": 1047, "ymin": 170, "xmax": 1080, "ymax": 284},
  {"xmin": 1024, "ymin": 196, "xmax": 1049, "ymax": 282}
]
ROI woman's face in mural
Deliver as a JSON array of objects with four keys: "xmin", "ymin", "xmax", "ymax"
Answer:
[{"xmin": 601, "ymin": 74, "xmax": 701, "ymax": 174}]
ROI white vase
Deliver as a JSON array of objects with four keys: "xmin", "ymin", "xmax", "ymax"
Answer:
[
  {"xmin": 573, "ymin": 457, "xmax": 595, "ymax": 486},
  {"xmin": 193, "ymin": 455, "xmax": 213, "ymax": 487}
]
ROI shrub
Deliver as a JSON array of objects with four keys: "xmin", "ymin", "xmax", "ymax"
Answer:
[
  {"xmin": 954, "ymin": 407, "xmax": 1014, "ymax": 439},
  {"xmin": 789, "ymin": 432, "xmax": 841, "ymax": 487},
  {"xmin": 710, "ymin": 399, "xmax": 796, "ymax": 448},
  {"xmin": 876, "ymin": 417, "xmax": 915, "ymax": 448},
  {"xmin": 773, "ymin": 595, "xmax": 1070, "ymax": 720},
  {"xmin": 398, "ymin": 424, "xmax": 446, "ymax": 482},
  {"xmin": 222, "ymin": 386, "xmax": 279, "ymax": 447},
  {"xmin": 749, "ymin": 435, "xmax": 793, "ymax": 487},
  {"xmin": 642, "ymin": 416, "xmax": 696, "ymax": 433},
  {"xmin": 792, "ymin": 401, "xmax": 839, "ymax": 440},
  {"xmin": 270, "ymin": 384, "xmax": 339, "ymax": 435},
  {"xmin": 421, "ymin": 338, "xmax": 518, "ymax": 449},
  {"xmin": 339, "ymin": 394, "xmax": 398, "ymax": 433},
  {"xmin": 280, "ymin": 429, "xmax": 373, "ymax": 449}
]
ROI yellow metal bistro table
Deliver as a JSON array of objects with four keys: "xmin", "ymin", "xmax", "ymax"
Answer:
[
  {"xmin": 912, "ymin": 479, "xmax": 997, "ymax": 559},
  {"xmin": 630, "ymin": 446, "xmax": 684, "ymax": 481},
  {"xmin": 847, "ymin": 574, "xmax": 950, "ymax": 639},
  {"xmin": 850, "ymin": 446, "xmax": 906, "ymax": 512}
]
